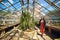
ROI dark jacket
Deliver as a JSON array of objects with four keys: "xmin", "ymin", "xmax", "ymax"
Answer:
[{"xmin": 39, "ymin": 19, "xmax": 46, "ymax": 27}]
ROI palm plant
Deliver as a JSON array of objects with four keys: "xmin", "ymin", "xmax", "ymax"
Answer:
[
  {"xmin": 18, "ymin": 12, "xmax": 35, "ymax": 30},
  {"xmin": 18, "ymin": 0, "xmax": 37, "ymax": 31}
]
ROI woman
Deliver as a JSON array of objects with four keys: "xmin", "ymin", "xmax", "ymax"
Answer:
[{"xmin": 39, "ymin": 16, "xmax": 46, "ymax": 37}]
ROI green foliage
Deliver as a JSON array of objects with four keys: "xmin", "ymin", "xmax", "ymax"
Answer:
[
  {"xmin": 0, "ymin": 10, "xmax": 8, "ymax": 16},
  {"xmin": 18, "ymin": 12, "xmax": 35, "ymax": 30}
]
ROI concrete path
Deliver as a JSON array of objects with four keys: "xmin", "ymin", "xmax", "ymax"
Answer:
[{"xmin": 0, "ymin": 27, "xmax": 53, "ymax": 40}]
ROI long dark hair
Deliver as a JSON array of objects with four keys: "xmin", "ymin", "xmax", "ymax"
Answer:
[{"xmin": 39, "ymin": 17, "xmax": 46, "ymax": 26}]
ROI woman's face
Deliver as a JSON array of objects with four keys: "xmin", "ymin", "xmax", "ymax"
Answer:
[{"xmin": 41, "ymin": 17, "xmax": 44, "ymax": 20}]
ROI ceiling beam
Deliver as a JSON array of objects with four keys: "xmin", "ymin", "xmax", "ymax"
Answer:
[{"xmin": 45, "ymin": 0, "xmax": 60, "ymax": 10}]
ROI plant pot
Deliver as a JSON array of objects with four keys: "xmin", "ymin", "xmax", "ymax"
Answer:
[
  {"xmin": 23, "ymin": 30, "xmax": 38, "ymax": 40},
  {"xmin": 26, "ymin": 29, "xmax": 32, "ymax": 32}
]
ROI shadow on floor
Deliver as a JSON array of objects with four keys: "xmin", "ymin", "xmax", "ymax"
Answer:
[{"xmin": 45, "ymin": 27, "xmax": 60, "ymax": 40}]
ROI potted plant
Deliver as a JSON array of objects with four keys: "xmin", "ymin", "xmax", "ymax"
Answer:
[
  {"xmin": 18, "ymin": 12, "xmax": 35, "ymax": 31},
  {"xmin": 17, "ymin": 12, "xmax": 38, "ymax": 40}
]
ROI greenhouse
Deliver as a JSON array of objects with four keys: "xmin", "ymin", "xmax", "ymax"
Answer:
[{"xmin": 0, "ymin": 0, "xmax": 60, "ymax": 40}]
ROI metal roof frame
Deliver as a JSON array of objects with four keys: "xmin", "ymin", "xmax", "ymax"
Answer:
[{"xmin": 0, "ymin": 0, "xmax": 60, "ymax": 16}]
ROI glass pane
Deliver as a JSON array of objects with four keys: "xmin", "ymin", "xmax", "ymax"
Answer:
[
  {"xmin": 2, "ymin": 2, "xmax": 11, "ymax": 7},
  {"xmin": 55, "ymin": 1, "xmax": 60, "ymax": 8},
  {"xmin": 49, "ymin": 0, "xmax": 55, "ymax": 2},
  {"xmin": 0, "ymin": 4, "xmax": 6, "ymax": 9},
  {"xmin": 0, "ymin": 8, "xmax": 2, "ymax": 10},
  {"xmin": 38, "ymin": 0, "xmax": 49, "ymax": 7},
  {"xmin": 5, "ymin": 8, "xmax": 8, "ymax": 11},
  {"xmin": 29, "ymin": 0, "xmax": 33, "ymax": 4},
  {"xmin": 13, "ymin": 0, "xmax": 19, "ymax": 4},
  {"xmin": 47, "ymin": 7, "xmax": 55, "ymax": 11},
  {"xmin": 7, "ymin": 6, "xmax": 15, "ymax": 13},
  {"xmin": 14, "ymin": 3, "xmax": 21, "ymax": 7},
  {"xmin": 9, "ymin": 6, "xmax": 15, "ymax": 10},
  {"xmin": 16, "ymin": 6, "xmax": 21, "ymax": 11},
  {"xmin": 23, "ymin": 0, "xmax": 27, "ymax": 4}
]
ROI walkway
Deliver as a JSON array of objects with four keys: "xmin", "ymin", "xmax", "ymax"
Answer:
[
  {"xmin": 0, "ymin": 27, "xmax": 53, "ymax": 40},
  {"xmin": 0, "ymin": 23, "xmax": 60, "ymax": 40}
]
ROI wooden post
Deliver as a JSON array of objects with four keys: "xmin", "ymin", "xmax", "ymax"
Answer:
[
  {"xmin": 1, "ymin": 31, "xmax": 5, "ymax": 37},
  {"xmin": 14, "ymin": 25, "xmax": 16, "ymax": 29},
  {"xmin": 48, "ymin": 27, "xmax": 51, "ymax": 33}
]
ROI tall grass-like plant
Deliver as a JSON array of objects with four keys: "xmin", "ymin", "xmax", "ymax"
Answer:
[{"xmin": 18, "ymin": 12, "xmax": 35, "ymax": 30}]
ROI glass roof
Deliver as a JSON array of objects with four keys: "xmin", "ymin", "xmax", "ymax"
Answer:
[
  {"xmin": 0, "ymin": 0, "xmax": 60, "ymax": 16},
  {"xmin": 50, "ymin": 0, "xmax": 60, "ymax": 4}
]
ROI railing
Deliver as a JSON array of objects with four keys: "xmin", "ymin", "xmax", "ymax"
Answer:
[
  {"xmin": 0, "ymin": 23, "xmax": 20, "ymax": 38},
  {"xmin": 0, "ymin": 30, "xmax": 19, "ymax": 40},
  {"xmin": 46, "ymin": 23, "xmax": 60, "ymax": 33}
]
